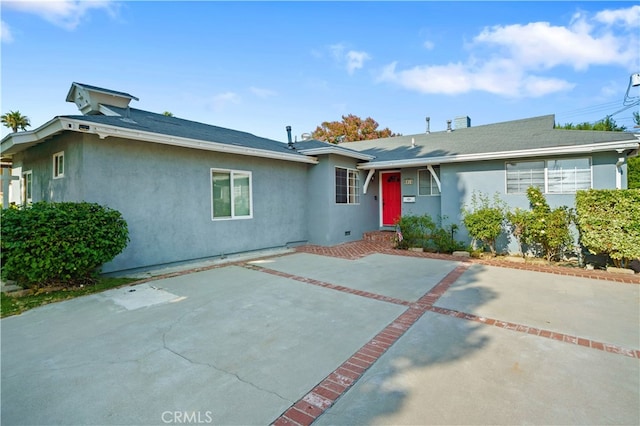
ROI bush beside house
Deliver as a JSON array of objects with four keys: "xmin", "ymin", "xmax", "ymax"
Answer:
[
  {"xmin": 1, "ymin": 202, "xmax": 129, "ymax": 287},
  {"xmin": 395, "ymin": 214, "xmax": 465, "ymax": 253},
  {"xmin": 453, "ymin": 187, "xmax": 636, "ymax": 271},
  {"xmin": 575, "ymin": 189, "xmax": 640, "ymax": 268}
]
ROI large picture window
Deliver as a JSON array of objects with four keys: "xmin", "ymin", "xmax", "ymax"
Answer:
[
  {"xmin": 211, "ymin": 169, "xmax": 252, "ymax": 219},
  {"xmin": 506, "ymin": 158, "xmax": 591, "ymax": 194},
  {"xmin": 335, "ymin": 167, "xmax": 360, "ymax": 204},
  {"xmin": 418, "ymin": 167, "xmax": 440, "ymax": 196}
]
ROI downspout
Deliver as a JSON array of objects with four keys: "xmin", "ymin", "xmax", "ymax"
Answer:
[
  {"xmin": 615, "ymin": 154, "xmax": 625, "ymax": 189},
  {"xmin": 363, "ymin": 169, "xmax": 375, "ymax": 194},
  {"xmin": 427, "ymin": 164, "xmax": 441, "ymax": 192}
]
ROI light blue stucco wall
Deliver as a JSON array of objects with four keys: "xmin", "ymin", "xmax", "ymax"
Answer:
[
  {"xmin": 398, "ymin": 167, "xmax": 442, "ymax": 223},
  {"xmin": 18, "ymin": 133, "xmax": 311, "ymax": 273},
  {"xmin": 307, "ymin": 154, "xmax": 379, "ymax": 245},
  {"xmin": 13, "ymin": 132, "xmax": 85, "ymax": 203},
  {"xmin": 11, "ymin": 131, "xmax": 628, "ymax": 269},
  {"xmin": 436, "ymin": 153, "xmax": 621, "ymax": 252}
]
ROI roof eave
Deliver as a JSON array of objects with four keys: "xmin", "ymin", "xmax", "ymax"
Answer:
[
  {"xmin": 358, "ymin": 139, "xmax": 640, "ymax": 170},
  {"xmin": 297, "ymin": 146, "xmax": 375, "ymax": 161},
  {"xmin": 1, "ymin": 118, "xmax": 67, "ymax": 158}
]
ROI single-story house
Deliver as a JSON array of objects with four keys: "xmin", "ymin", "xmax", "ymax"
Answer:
[{"xmin": 1, "ymin": 82, "xmax": 638, "ymax": 273}]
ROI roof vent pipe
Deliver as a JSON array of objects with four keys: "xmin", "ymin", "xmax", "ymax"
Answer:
[
  {"xmin": 425, "ymin": 117, "xmax": 430, "ymax": 134},
  {"xmin": 286, "ymin": 126, "xmax": 293, "ymax": 149},
  {"xmin": 447, "ymin": 120, "xmax": 452, "ymax": 132}
]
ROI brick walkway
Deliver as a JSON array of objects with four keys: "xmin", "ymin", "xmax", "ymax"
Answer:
[{"xmin": 266, "ymin": 240, "xmax": 640, "ymax": 425}]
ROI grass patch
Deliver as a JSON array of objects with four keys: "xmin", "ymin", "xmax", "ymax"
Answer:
[{"xmin": 1, "ymin": 277, "xmax": 139, "ymax": 318}]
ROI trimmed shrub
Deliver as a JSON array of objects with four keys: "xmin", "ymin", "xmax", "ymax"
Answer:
[
  {"xmin": 575, "ymin": 189, "xmax": 640, "ymax": 268},
  {"xmin": 524, "ymin": 187, "xmax": 575, "ymax": 262},
  {"xmin": 505, "ymin": 207, "xmax": 534, "ymax": 257},
  {"xmin": 395, "ymin": 215, "xmax": 465, "ymax": 253},
  {"xmin": 461, "ymin": 192, "xmax": 507, "ymax": 254},
  {"xmin": 1, "ymin": 202, "xmax": 129, "ymax": 287},
  {"xmin": 395, "ymin": 214, "xmax": 436, "ymax": 249}
]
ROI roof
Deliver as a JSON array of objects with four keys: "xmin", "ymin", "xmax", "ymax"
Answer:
[
  {"xmin": 341, "ymin": 115, "xmax": 639, "ymax": 169},
  {"xmin": 64, "ymin": 106, "xmax": 304, "ymax": 154}
]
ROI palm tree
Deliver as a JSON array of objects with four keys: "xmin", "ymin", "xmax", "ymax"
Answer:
[{"xmin": 1, "ymin": 110, "xmax": 31, "ymax": 132}]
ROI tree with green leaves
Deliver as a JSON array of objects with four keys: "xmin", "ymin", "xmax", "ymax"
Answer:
[
  {"xmin": 461, "ymin": 191, "xmax": 508, "ymax": 255},
  {"xmin": 162, "ymin": 111, "xmax": 174, "ymax": 117},
  {"xmin": 312, "ymin": 114, "xmax": 399, "ymax": 144},
  {"xmin": 1, "ymin": 110, "xmax": 31, "ymax": 132},
  {"xmin": 556, "ymin": 115, "xmax": 626, "ymax": 131}
]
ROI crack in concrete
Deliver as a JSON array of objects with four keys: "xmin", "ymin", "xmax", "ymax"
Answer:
[
  {"xmin": 161, "ymin": 332, "xmax": 291, "ymax": 404},
  {"xmin": 159, "ymin": 306, "xmax": 291, "ymax": 404}
]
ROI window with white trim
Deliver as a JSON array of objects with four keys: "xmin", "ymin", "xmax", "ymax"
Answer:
[
  {"xmin": 211, "ymin": 169, "xmax": 252, "ymax": 219},
  {"xmin": 335, "ymin": 167, "xmax": 360, "ymax": 204},
  {"xmin": 418, "ymin": 167, "xmax": 440, "ymax": 196},
  {"xmin": 53, "ymin": 151, "xmax": 64, "ymax": 178},
  {"xmin": 506, "ymin": 158, "xmax": 591, "ymax": 194},
  {"xmin": 547, "ymin": 158, "xmax": 591, "ymax": 193},
  {"xmin": 22, "ymin": 170, "xmax": 32, "ymax": 204}
]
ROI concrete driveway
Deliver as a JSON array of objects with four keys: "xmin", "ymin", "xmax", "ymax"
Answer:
[{"xmin": 1, "ymin": 248, "xmax": 638, "ymax": 425}]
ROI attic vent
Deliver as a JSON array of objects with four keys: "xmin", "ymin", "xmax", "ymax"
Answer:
[{"xmin": 79, "ymin": 124, "xmax": 90, "ymax": 131}]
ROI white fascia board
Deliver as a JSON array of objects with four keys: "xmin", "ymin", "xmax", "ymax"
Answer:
[
  {"xmin": 84, "ymin": 120, "xmax": 319, "ymax": 164},
  {"xmin": 1, "ymin": 118, "xmax": 66, "ymax": 157},
  {"xmin": 297, "ymin": 146, "xmax": 375, "ymax": 160},
  {"xmin": 357, "ymin": 140, "xmax": 640, "ymax": 170}
]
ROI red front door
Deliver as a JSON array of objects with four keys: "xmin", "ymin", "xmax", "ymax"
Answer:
[{"xmin": 382, "ymin": 172, "xmax": 402, "ymax": 226}]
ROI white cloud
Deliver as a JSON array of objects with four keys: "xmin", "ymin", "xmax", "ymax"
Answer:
[
  {"xmin": 345, "ymin": 50, "xmax": 371, "ymax": 75},
  {"xmin": 3, "ymin": 0, "xmax": 118, "ymax": 30},
  {"xmin": 249, "ymin": 87, "xmax": 277, "ymax": 98},
  {"xmin": 378, "ymin": 59, "xmax": 575, "ymax": 98},
  {"xmin": 327, "ymin": 43, "xmax": 371, "ymax": 74},
  {"xmin": 473, "ymin": 20, "xmax": 634, "ymax": 71},
  {"xmin": 594, "ymin": 4, "xmax": 640, "ymax": 29},
  {"xmin": 1, "ymin": 20, "xmax": 14, "ymax": 43},
  {"xmin": 377, "ymin": 5, "xmax": 638, "ymax": 98},
  {"xmin": 210, "ymin": 92, "xmax": 241, "ymax": 111},
  {"xmin": 423, "ymin": 40, "xmax": 435, "ymax": 50}
]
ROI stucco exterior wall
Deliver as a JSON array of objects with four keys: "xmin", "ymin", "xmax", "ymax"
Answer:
[
  {"xmin": 438, "ymin": 153, "xmax": 621, "ymax": 251},
  {"xmin": 18, "ymin": 133, "xmax": 311, "ymax": 273},
  {"xmin": 307, "ymin": 154, "xmax": 378, "ymax": 245},
  {"xmin": 398, "ymin": 167, "xmax": 442, "ymax": 222},
  {"xmin": 13, "ymin": 132, "xmax": 86, "ymax": 203}
]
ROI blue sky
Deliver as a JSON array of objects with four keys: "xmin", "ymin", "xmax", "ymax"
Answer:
[{"xmin": 1, "ymin": 1, "xmax": 639, "ymax": 142}]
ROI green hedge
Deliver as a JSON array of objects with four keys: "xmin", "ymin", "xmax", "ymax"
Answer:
[
  {"xmin": 1, "ymin": 202, "xmax": 129, "ymax": 287},
  {"xmin": 575, "ymin": 189, "xmax": 640, "ymax": 268}
]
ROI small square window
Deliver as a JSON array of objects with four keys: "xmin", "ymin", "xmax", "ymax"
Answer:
[{"xmin": 53, "ymin": 152, "xmax": 64, "ymax": 178}]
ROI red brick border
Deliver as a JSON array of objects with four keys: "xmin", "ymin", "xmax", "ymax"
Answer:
[
  {"xmin": 241, "ymin": 263, "xmax": 411, "ymax": 306},
  {"xmin": 269, "ymin": 248, "xmax": 639, "ymax": 425},
  {"xmin": 271, "ymin": 264, "xmax": 471, "ymax": 426},
  {"xmin": 295, "ymin": 242, "xmax": 640, "ymax": 284},
  {"xmin": 427, "ymin": 306, "xmax": 640, "ymax": 359}
]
